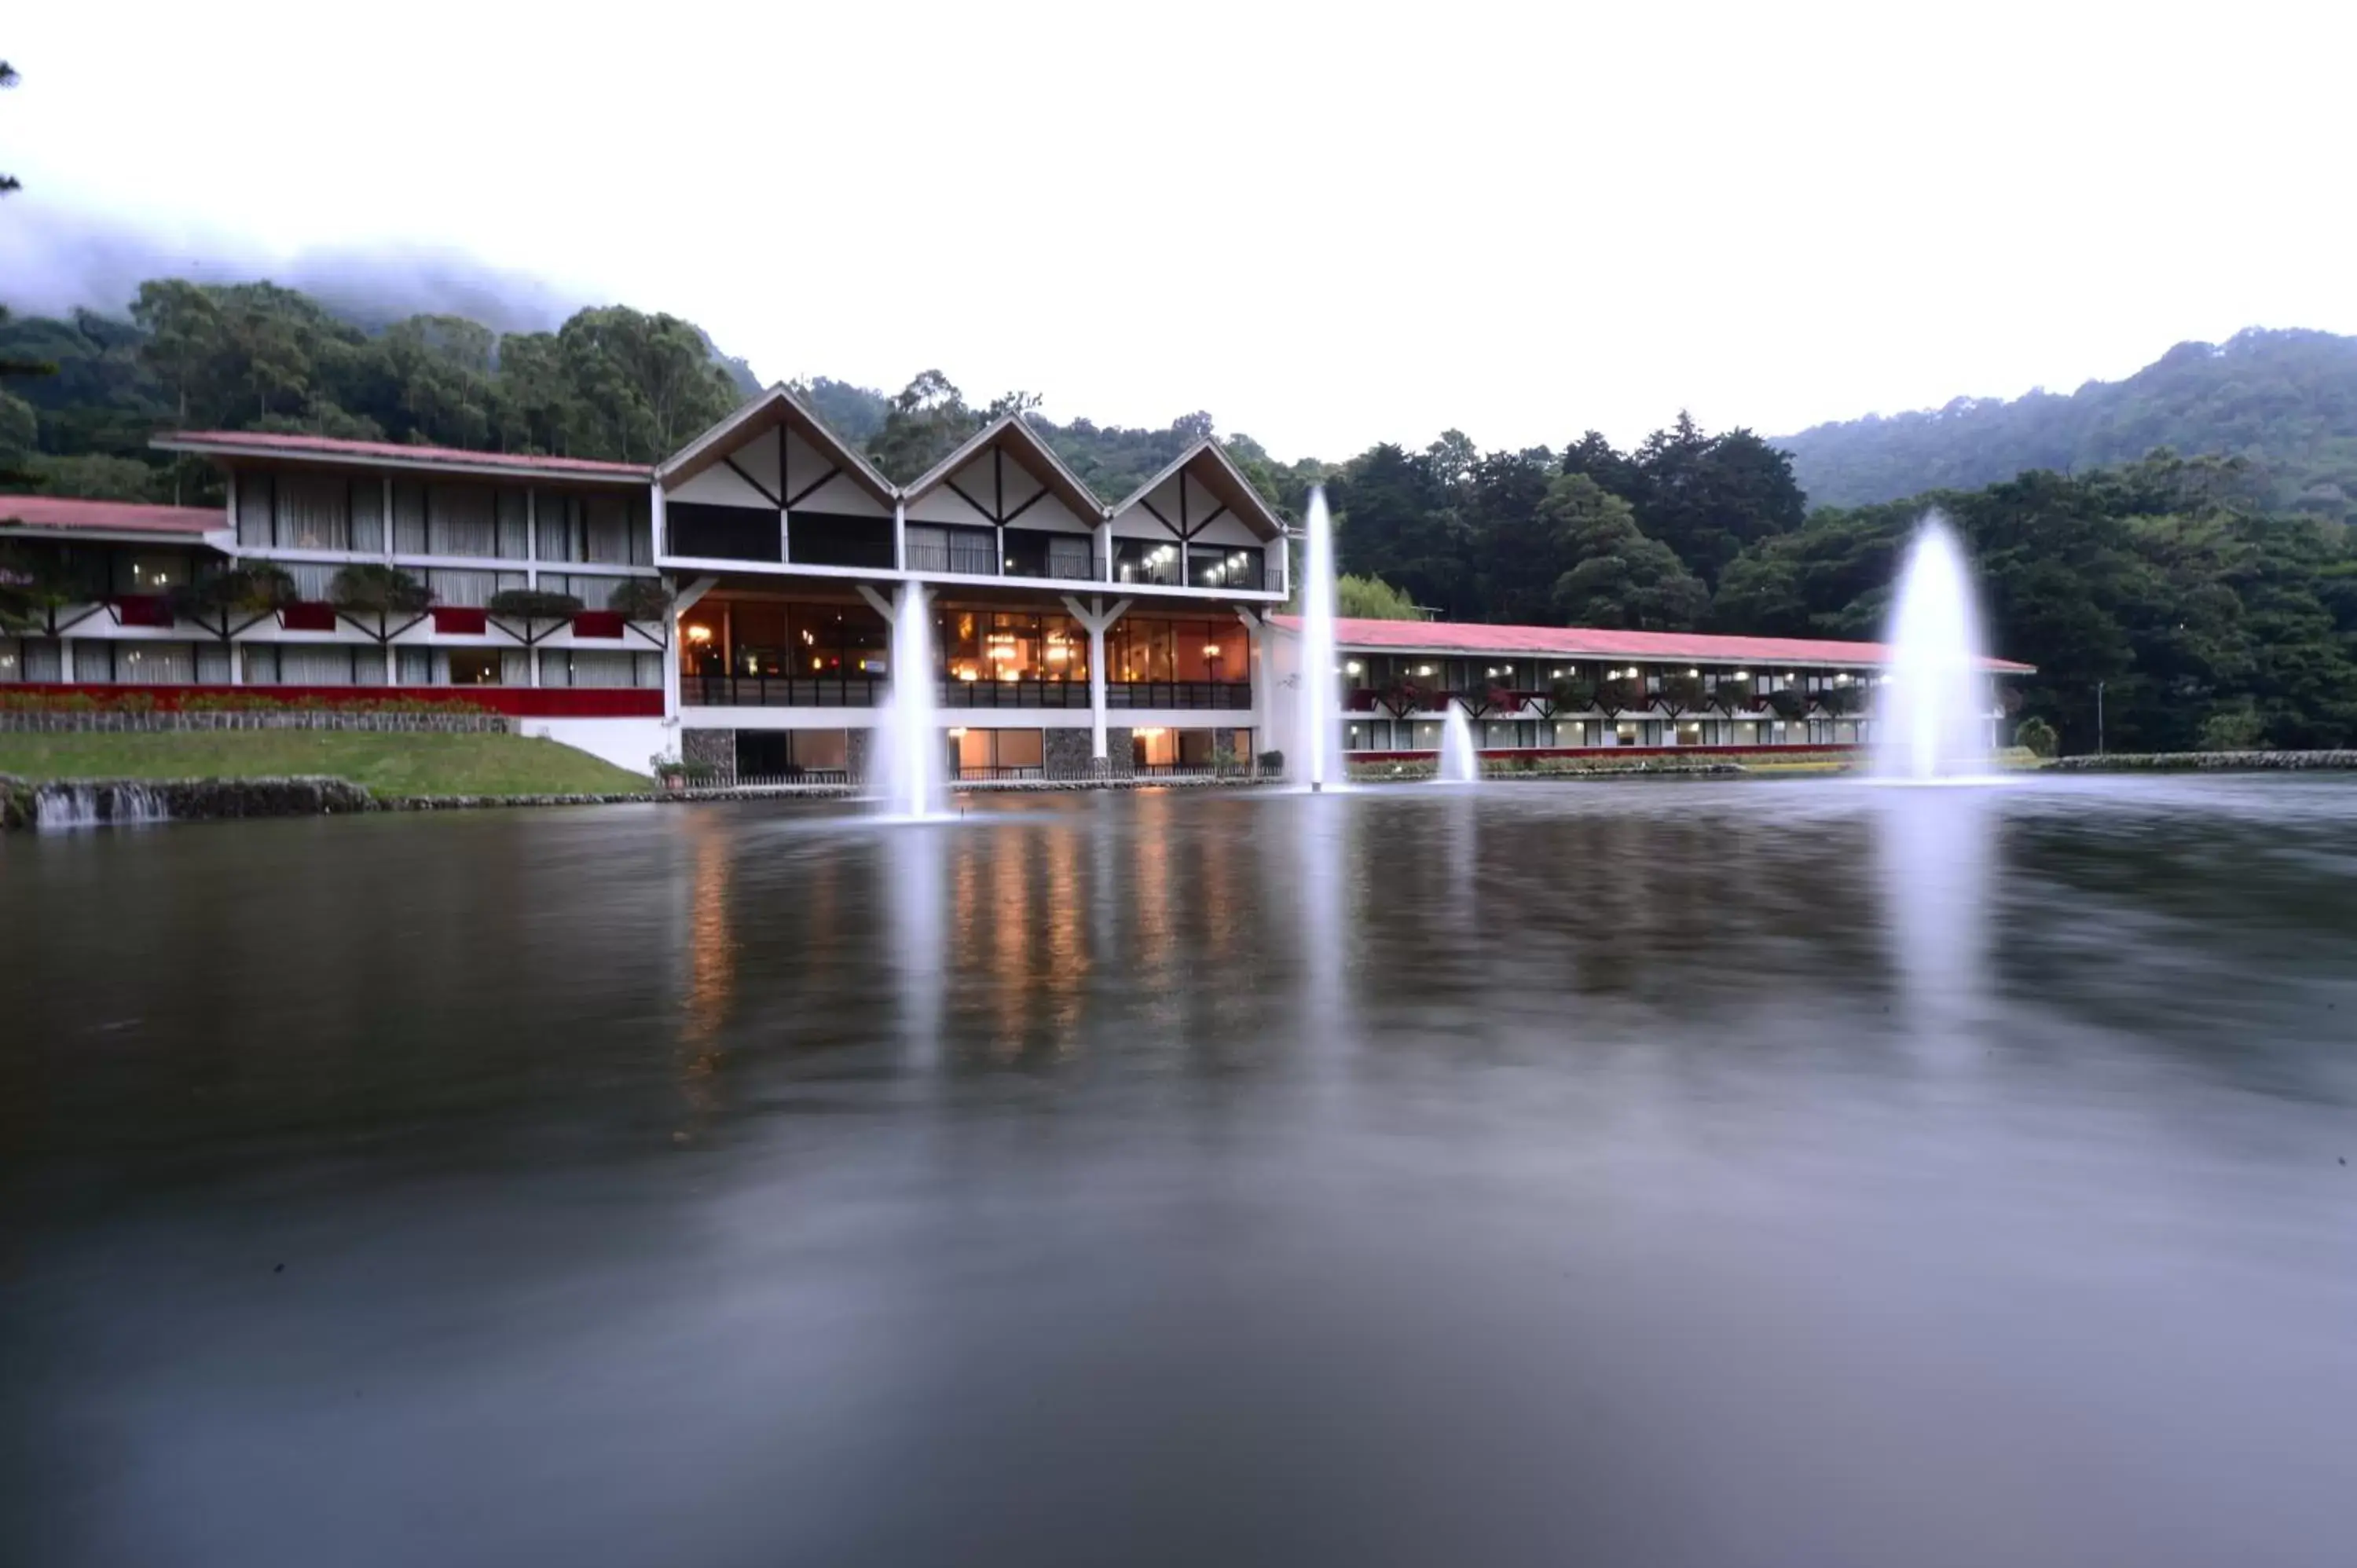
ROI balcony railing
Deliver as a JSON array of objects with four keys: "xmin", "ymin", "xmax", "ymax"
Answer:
[
  {"xmin": 940, "ymin": 680, "xmax": 1094, "ymax": 709},
  {"xmin": 1001, "ymin": 553, "xmax": 1105, "ymax": 583},
  {"xmin": 1106, "ymin": 680, "xmax": 1252, "ymax": 711},
  {"xmin": 904, "ymin": 540, "xmax": 1001, "ymax": 576},
  {"xmin": 684, "ymin": 672, "xmax": 885, "ymax": 707}
]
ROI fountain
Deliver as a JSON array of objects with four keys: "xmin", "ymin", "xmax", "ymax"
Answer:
[
  {"xmin": 1438, "ymin": 706, "xmax": 1482, "ymax": 784},
  {"xmin": 1872, "ymin": 515, "xmax": 1994, "ymax": 780},
  {"xmin": 1294, "ymin": 485, "xmax": 1345, "ymax": 792},
  {"xmin": 867, "ymin": 583, "xmax": 949, "ymax": 819}
]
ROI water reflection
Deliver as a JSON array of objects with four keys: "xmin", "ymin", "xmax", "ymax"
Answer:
[
  {"xmin": 1873, "ymin": 783, "xmax": 1996, "ymax": 1056},
  {"xmin": 9, "ymin": 782, "xmax": 2357, "ymax": 1568}
]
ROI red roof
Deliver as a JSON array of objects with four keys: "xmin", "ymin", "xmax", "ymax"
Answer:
[
  {"xmin": 156, "ymin": 430, "xmax": 651, "ymax": 480},
  {"xmin": 0, "ymin": 494, "xmax": 226, "ymax": 537},
  {"xmin": 1274, "ymin": 614, "xmax": 2036, "ymax": 673}
]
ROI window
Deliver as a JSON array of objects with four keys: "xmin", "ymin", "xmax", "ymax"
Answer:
[
  {"xmin": 546, "ymin": 490, "xmax": 653, "ymax": 563},
  {"xmin": 497, "ymin": 489, "xmax": 531, "ymax": 560},
  {"xmin": 790, "ymin": 512, "xmax": 894, "ymax": 570},
  {"xmin": 447, "ymin": 650, "xmax": 504, "ymax": 685},
  {"xmin": 952, "ymin": 727, "xmax": 1044, "ymax": 776},
  {"xmin": 666, "ymin": 501, "xmax": 779, "ymax": 562},
  {"xmin": 115, "ymin": 552, "xmax": 192, "ymax": 595},
  {"xmin": 427, "ymin": 485, "xmax": 498, "ymax": 558},
  {"xmin": 542, "ymin": 650, "xmax": 636, "ymax": 687},
  {"xmin": 1189, "ymin": 544, "xmax": 1264, "ymax": 591},
  {"xmin": 113, "ymin": 642, "xmax": 196, "ymax": 685},
  {"xmin": 1113, "ymin": 538, "xmax": 1182, "ymax": 586},
  {"xmin": 278, "ymin": 646, "xmax": 359, "ymax": 686},
  {"xmin": 904, "ymin": 524, "xmax": 994, "ymax": 575}
]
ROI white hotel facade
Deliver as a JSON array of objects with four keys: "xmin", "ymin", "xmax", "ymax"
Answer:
[{"xmin": 1, "ymin": 385, "xmax": 2026, "ymax": 776}]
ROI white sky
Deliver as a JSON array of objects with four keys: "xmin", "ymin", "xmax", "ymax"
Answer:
[{"xmin": 8, "ymin": 1, "xmax": 2352, "ymax": 460}]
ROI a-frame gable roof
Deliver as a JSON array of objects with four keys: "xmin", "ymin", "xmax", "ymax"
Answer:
[
  {"xmin": 1109, "ymin": 439, "xmax": 1288, "ymax": 542},
  {"xmin": 900, "ymin": 414, "xmax": 1109, "ymax": 524},
  {"xmin": 657, "ymin": 384, "xmax": 896, "ymax": 506}
]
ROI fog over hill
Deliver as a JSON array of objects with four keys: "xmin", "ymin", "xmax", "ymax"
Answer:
[{"xmin": 1774, "ymin": 328, "xmax": 2357, "ymax": 522}]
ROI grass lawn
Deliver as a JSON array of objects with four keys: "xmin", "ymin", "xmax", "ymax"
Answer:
[{"xmin": 0, "ymin": 731, "xmax": 650, "ymax": 797}]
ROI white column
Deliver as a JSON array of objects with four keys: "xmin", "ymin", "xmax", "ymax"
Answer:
[
  {"xmin": 648, "ymin": 482, "xmax": 665, "ymax": 563},
  {"xmin": 383, "ymin": 475, "xmax": 395, "ymax": 562},
  {"xmin": 1095, "ymin": 519, "xmax": 1113, "ymax": 583},
  {"xmin": 1237, "ymin": 607, "xmax": 1266, "ymax": 764},
  {"xmin": 893, "ymin": 500, "xmax": 907, "ymax": 571},
  {"xmin": 1062, "ymin": 593, "xmax": 1130, "ymax": 764}
]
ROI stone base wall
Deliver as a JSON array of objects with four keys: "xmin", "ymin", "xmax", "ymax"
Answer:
[
  {"xmin": 0, "ymin": 708, "xmax": 511, "ymax": 735},
  {"xmin": 2048, "ymin": 749, "xmax": 2357, "ymax": 771},
  {"xmin": 845, "ymin": 726, "xmax": 872, "ymax": 781},
  {"xmin": 1104, "ymin": 726, "xmax": 1134, "ymax": 777},
  {"xmin": 1043, "ymin": 727, "xmax": 1096, "ymax": 776}
]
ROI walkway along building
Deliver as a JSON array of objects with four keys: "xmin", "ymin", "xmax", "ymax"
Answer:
[{"xmin": 1, "ymin": 385, "xmax": 2029, "ymax": 778}]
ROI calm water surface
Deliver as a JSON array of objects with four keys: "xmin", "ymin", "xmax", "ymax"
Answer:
[{"xmin": 3, "ymin": 778, "xmax": 2355, "ymax": 1567}]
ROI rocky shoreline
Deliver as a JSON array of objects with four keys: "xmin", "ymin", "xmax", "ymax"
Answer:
[{"xmin": 2047, "ymin": 750, "xmax": 2357, "ymax": 772}]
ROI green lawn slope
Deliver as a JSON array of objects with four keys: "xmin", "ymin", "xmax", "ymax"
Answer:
[{"xmin": 0, "ymin": 731, "xmax": 649, "ymax": 797}]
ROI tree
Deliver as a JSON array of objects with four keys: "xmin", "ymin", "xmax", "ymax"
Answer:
[
  {"xmin": 0, "ymin": 542, "xmax": 102, "ymax": 636},
  {"xmin": 1657, "ymin": 672, "xmax": 1708, "ymax": 717},
  {"xmin": 1541, "ymin": 474, "xmax": 1708, "ymax": 631},
  {"xmin": 555, "ymin": 306, "xmax": 740, "ymax": 462},
  {"xmin": 1336, "ymin": 573, "xmax": 1419, "ymax": 619},
  {"xmin": 2014, "ymin": 716, "xmax": 2059, "ymax": 757},
  {"xmin": 863, "ymin": 370, "xmax": 1028, "ymax": 485}
]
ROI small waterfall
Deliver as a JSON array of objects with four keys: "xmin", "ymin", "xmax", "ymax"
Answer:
[
  {"xmin": 1294, "ymin": 485, "xmax": 1345, "ymax": 792},
  {"xmin": 1873, "ymin": 515, "xmax": 1995, "ymax": 780},
  {"xmin": 34, "ymin": 782, "xmax": 171, "ymax": 830},
  {"xmin": 868, "ymin": 582, "xmax": 949, "ymax": 819},
  {"xmin": 1439, "ymin": 706, "xmax": 1482, "ymax": 784}
]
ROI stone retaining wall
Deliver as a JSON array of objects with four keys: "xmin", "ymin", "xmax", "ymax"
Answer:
[
  {"xmin": 0, "ymin": 708, "xmax": 511, "ymax": 735},
  {"xmin": 2048, "ymin": 750, "xmax": 2357, "ymax": 772}
]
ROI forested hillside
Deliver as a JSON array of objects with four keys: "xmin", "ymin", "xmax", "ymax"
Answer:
[
  {"xmin": 4, "ymin": 277, "xmax": 2353, "ymax": 754},
  {"xmin": 1778, "ymin": 328, "xmax": 2357, "ymax": 521}
]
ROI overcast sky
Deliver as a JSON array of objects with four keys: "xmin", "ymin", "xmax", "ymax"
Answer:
[{"xmin": 7, "ymin": 2, "xmax": 2351, "ymax": 459}]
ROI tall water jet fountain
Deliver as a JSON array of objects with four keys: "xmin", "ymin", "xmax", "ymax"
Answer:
[
  {"xmin": 1872, "ymin": 514, "xmax": 1994, "ymax": 781},
  {"xmin": 1438, "ymin": 705, "xmax": 1482, "ymax": 785},
  {"xmin": 1294, "ymin": 485, "xmax": 1344, "ymax": 793},
  {"xmin": 868, "ymin": 582, "xmax": 948, "ymax": 819}
]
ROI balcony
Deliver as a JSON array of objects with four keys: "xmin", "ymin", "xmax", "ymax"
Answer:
[
  {"xmin": 684, "ymin": 672, "xmax": 884, "ymax": 707},
  {"xmin": 1107, "ymin": 680, "xmax": 1252, "ymax": 711},
  {"xmin": 940, "ymin": 680, "xmax": 1093, "ymax": 709},
  {"xmin": 904, "ymin": 537, "xmax": 1000, "ymax": 577}
]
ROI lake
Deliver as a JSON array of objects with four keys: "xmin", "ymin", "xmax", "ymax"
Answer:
[{"xmin": 4, "ymin": 778, "xmax": 2354, "ymax": 1566}]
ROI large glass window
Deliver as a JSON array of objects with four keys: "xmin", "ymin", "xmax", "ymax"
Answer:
[
  {"xmin": 1109, "ymin": 619, "xmax": 1246, "ymax": 683},
  {"xmin": 112, "ymin": 642, "xmax": 196, "ymax": 685},
  {"xmin": 937, "ymin": 610, "xmax": 1090, "ymax": 685},
  {"xmin": 235, "ymin": 471, "xmax": 383, "ymax": 550},
  {"xmin": 427, "ymin": 485, "xmax": 498, "ymax": 558},
  {"xmin": 1113, "ymin": 538, "xmax": 1182, "ymax": 586},
  {"xmin": 1189, "ymin": 543, "xmax": 1264, "ymax": 591}
]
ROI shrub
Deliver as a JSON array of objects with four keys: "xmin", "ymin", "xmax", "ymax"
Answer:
[
  {"xmin": 170, "ymin": 563, "xmax": 300, "ymax": 620},
  {"xmin": 1549, "ymin": 674, "xmax": 1597, "ymax": 712},
  {"xmin": 330, "ymin": 563, "xmax": 433, "ymax": 615},
  {"xmin": 1764, "ymin": 687, "xmax": 1811, "ymax": 721},
  {"xmin": 2014, "ymin": 716, "xmax": 2059, "ymax": 757},
  {"xmin": 1256, "ymin": 749, "xmax": 1285, "ymax": 775},
  {"xmin": 607, "ymin": 577, "xmax": 673, "ymax": 621},
  {"xmin": 487, "ymin": 588, "xmax": 585, "ymax": 620},
  {"xmin": 2197, "ymin": 707, "xmax": 2267, "ymax": 753}
]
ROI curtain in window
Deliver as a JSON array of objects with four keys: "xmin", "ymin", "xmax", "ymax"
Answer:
[
  {"xmin": 635, "ymin": 652, "xmax": 662, "ymax": 688},
  {"xmin": 242, "ymin": 647, "xmax": 280, "ymax": 684},
  {"xmin": 71, "ymin": 642, "xmax": 112, "ymax": 681},
  {"xmin": 537, "ymin": 493, "xmax": 580, "ymax": 562},
  {"xmin": 538, "ymin": 649, "xmax": 570, "ymax": 687},
  {"xmin": 259, "ymin": 559, "xmax": 339, "ymax": 601},
  {"xmin": 581, "ymin": 495, "xmax": 629, "ymax": 563},
  {"xmin": 427, "ymin": 569, "xmax": 497, "ymax": 608},
  {"xmin": 397, "ymin": 647, "xmax": 433, "ymax": 686},
  {"xmin": 195, "ymin": 643, "xmax": 233, "ymax": 684},
  {"xmin": 497, "ymin": 489, "xmax": 531, "ymax": 559},
  {"xmin": 350, "ymin": 478, "xmax": 386, "ymax": 554},
  {"xmin": 237, "ymin": 475, "xmax": 273, "ymax": 545},
  {"xmin": 394, "ymin": 482, "xmax": 428, "ymax": 554},
  {"xmin": 277, "ymin": 646, "xmax": 355, "ymax": 686},
  {"xmin": 115, "ymin": 642, "xmax": 196, "ymax": 685},
  {"xmin": 562, "ymin": 650, "xmax": 636, "ymax": 687},
  {"xmin": 0, "ymin": 637, "xmax": 17, "ymax": 681},
  {"xmin": 428, "ymin": 485, "xmax": 498, "ymax": 558},
  {"xmin": 275, "ymin": 474, "xmax": 350, "ymax": 550},
  {"xmin": 353, "ymin": 648, "xmax": 390, "ymax": 686},
  {"xmin": 501, "ymin": 649, "xmax": 532, "ymax": 686}
]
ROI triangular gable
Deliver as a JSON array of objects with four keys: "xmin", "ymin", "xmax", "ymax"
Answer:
[
  {"xmin": 900, "ymin": 415, "xmax": 1107, "ymax": 528},
  {"xmin": 657, "ymin": 384, "xmax": 896, "ymax": 509},
  {"xmin": 1108, "ymin": 440, "xmax": 1287, "ymax": 543}
]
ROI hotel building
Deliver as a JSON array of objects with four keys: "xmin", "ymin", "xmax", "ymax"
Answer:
[{"xmin": 1, "ymin": 385, "xmax": 2025, "ymax": 777}]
